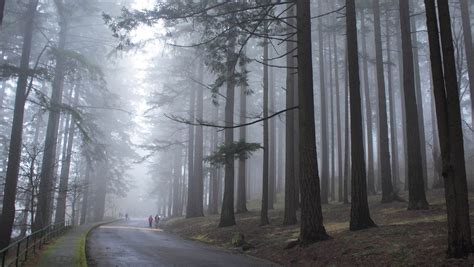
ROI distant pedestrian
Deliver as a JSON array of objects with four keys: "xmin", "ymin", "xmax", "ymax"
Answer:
[
  {"xmin": 148, "ymin": 215, "xmax": 153, "ymax": 228},
  {"xmin": 154, "ymin": 215, "xmax": 160, "ymax": 228},
  {"xmin": 125, "ymin": 213, "xmax": 129, "ymax": 221}
]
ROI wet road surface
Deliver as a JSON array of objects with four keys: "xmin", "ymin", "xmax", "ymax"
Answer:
[{"xmin": 87, "ymin": 219, "xmax": 277, "ymax": 267}]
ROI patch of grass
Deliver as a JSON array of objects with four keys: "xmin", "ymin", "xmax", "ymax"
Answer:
[
  {"xmin": 191, "ymin": 234, "xmax": 214, "ymax": 244},
  {"xmin": 325, "ymin": 222, "xmax": 348, "ymax": 233},
  {"xmin": 77, "ymin": 232, "xmax": 87, "ymax": 267}
]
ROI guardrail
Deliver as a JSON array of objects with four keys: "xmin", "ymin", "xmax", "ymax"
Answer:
[{"xmin": 0, "ymin": 221, "xmax": 72, "ymax": 267}]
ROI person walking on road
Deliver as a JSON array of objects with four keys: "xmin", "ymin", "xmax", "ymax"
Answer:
[
  {"xmin": 148, "ymin": 215, "xmax": 153, "ymax": 228},
  {"xmin": 154, "ymin": 215, "xmax": 160, "ymax": 228}
]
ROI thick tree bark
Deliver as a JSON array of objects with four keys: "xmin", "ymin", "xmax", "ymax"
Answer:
[
  {"xmin": 34, "ymin": 14, "xmax": 68, "ymax": 231},
  {"xmin": 283, "ymin": 2, "xmax": 297, "ymax": 225},
  {"xmin": 0, "ymin": 0, "xmax": 38, "ymax": 249},
  {"xmin": 459, "ymin": 0, "xmax": 474, "ymax": 127},
  {"xmin": 318, "ymin": 17, "xmax": 329, "ymax": 205},
  {"xmin": 236, "ymin": 52, "xmax": 248, "ymax": 214},
  {"xmin": 411, "ymin": 17, "xmax": 428, "ymax": 190},
  {"xmin": 425, "ymin": 0, "xmax": 473, "ymax": 257},
  {"xmin": 347, "ymin": 0, "xmax": 376, "ymax": 231},
  {"xmin": 193, "ymin": 63, "xmax": 204, "ymax": 217},
  {"xmin": 219, "ymin": 39, "xmax": 236, "ymax": 227},
  {"xmin": 360, "ymin": 9, "xmax": 376, "ymax": 196},
  {"xmin": 373, "ymin": 0, "xmax": 396, "ymax": 203},
  {"xmin": 261, "ymin": 27, "xmax": 270, "ymax": 226},
  {"xmin": 297, "ymin": 0, "xmax": 330, "ymax": 244},
  {"xmin": 185, "ymin": 85, "xmax": 197, "ymax": 217},
  {"xmin": 399, "ymin": 0, "xmax": 428, "ymax": 210}
]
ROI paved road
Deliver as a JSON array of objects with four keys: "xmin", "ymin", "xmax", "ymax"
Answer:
[{"xmin": 87, "ymin": 219, "xmax": 277, "ymax": 267}]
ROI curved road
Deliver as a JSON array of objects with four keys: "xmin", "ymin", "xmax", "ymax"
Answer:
[{"xmin": 87, "ymin": 219, "xmax": 277, "ymax": 267}]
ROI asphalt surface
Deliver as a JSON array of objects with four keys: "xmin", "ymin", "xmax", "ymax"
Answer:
[{"xmin": 87, "ymin": 219, "xmax": 277, "ymax": 267}]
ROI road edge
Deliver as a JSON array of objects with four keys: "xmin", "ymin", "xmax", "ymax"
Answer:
[{"xmin": 80, "ymin": 219, "xmax": 121, "ymax": 267}]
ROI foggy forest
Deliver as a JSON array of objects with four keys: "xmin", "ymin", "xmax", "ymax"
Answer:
[{"xmin": 0, "ymin": 0, "xmax": 473, "ymax": 266}]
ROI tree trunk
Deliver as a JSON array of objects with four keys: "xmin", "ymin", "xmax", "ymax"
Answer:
[
  {"xmin": 386, "ymin": 13, "xmax": 401, "ymax": 193},
  {"xmin": 424, "ymin": 0, "xmax": 473, "ymax": 257},
  {"xmin": 34, "ymin": 16, "xmax": 68, "ymax": 231},
  {"xmin": 209, "ymin": 104, "xmax": 219, "ymax": 215},
  {"xmin": 459, "ymin": 0, "xmax": 474, "ymax": 127},
  {"xmin": 347, "ymin": 0, "xmax": 376, "ymax": 231},
  {"xmin": 396, "ymin": 12, "xmax": 409, "ymax": 191},
  {"xmin": 284, "ymin": 2, "xmax": 297, "ymax": 225},
  {"xmin": 360, "ymin": 9, "xmax": 376, "ymax": 196},
  {"xmin": 343, "ymin": 45, "xmax": 350, "ymax": 205},
  {"xmin": 0, "ymin": 0, "xmax": 38, "ymax": 249},
  {"xmin": 334, "ymin": 31, "xmax": 343, "ymax": 203},
  {"xmin": 399, "ymin": 0, "xmax": 428, "ymax": 210},
  {"xmin": 329, "ymin": 38, "xmax": 336, "ymax": 201},
  {"xmin": 185, "ymin": 84, "xmax": 197, "ymax": 217},
  {"xmin": 373, "ymin": 0, "xmax": 396, "ymax": 203},
  {"xmin": 277, "ymin": 120, "xmax": 284, "ymax": 194},
  {"xmin": 193, "ymin": 62, "xmax": 204, "ymax": 217},
  {"xmin": 80, "ymin": 157, "xmax": 91, "ymax": 225},
  {"xmin": 261, "ymin": 26, "xmax": 270, "ymax": 226},
  {"xmin": 297, "ymin": 0, "xmax": 330, "ymax": 244},
  {"xmin": 269, "ymin": 49, "xmax": 276, "ymax": 209},
  {"xmin": 172, "ymin": 148, "xmax": 181, "ymax": 217},
  {"xmin": 55, "ymin": 90, "xmax": 79, "ymax": 224},
  {"xmin": 218, "ymin": 39, "xmax": 236, "ymax": 227},
  {"xmin": 411, "ymin": 17, "xmax": 428, "ymax": 190},
  {"xmin": 293, "ymin": 51, "xmax": 300, "ymax": 210},
  {"xmin": 318, "ymin": 17, "xmax": 329, "ymax": 205},
  {"xmin": 236, "ymin": 51, "xmax": 248, "ymax": 214}
]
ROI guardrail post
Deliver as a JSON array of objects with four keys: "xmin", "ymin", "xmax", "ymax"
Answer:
[
  {"xmin": 2, "ymin": 249, "xmax": 7, "ymax": 267},
  {"xmin": 39, "ymin": 231, "xmax": 42, "ymax": 249},
  {"xmin": 33, "ymin": 233, "xmax": 36, "ymax": 254},
  {"xmin": 24, "ymin": 236, "xmax": 29, "ymax": 261},
  {"xmin": 15, "ymin": 242, "xmax": 20, "ymax": 266}
]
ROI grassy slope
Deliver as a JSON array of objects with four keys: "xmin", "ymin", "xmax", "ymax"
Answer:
[{"xmin": 164, "ymin": 190, "xmax": 474, "ymax": 266}]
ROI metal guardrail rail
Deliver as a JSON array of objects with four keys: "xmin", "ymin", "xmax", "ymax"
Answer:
[{"xmin": 0, "ymin": 221, "xmax": 72, "ymax": 267}]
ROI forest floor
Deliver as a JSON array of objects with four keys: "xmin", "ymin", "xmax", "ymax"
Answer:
[{"xmin": 163, "ymin": 189, "xmax": 474, "ymax": 266}]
